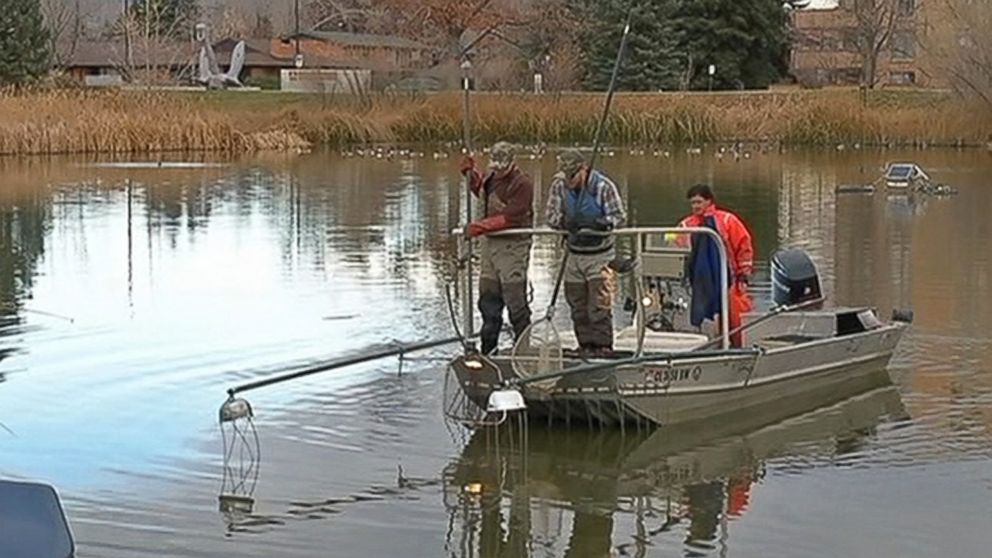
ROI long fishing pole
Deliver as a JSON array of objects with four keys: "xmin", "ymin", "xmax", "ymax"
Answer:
[
  {"xmin": 461, "ymin": 57, "xmax": 475, "ymax": 341},
  {"xmin": 587, "ymin": 4, "xmax": 635, "ymax": 183},
  {"xmin": 226, "ymin": 335, "xmax": 473, "ymax": 398},
  {"xmin": 0, "ymin": 302, "xmax": 74, "ymax": 323},
  {"xmin": 545, "ymin": 4, "xmax": 636, "ymax": 314}
]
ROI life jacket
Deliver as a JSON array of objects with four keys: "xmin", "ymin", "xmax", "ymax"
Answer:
[
  {"xmin": 564, "ymin": 170, "xmax": 613, "ymax": 254},
  {"xmin": 677, "ymin": 207, "xmax": 754, "ymax": 278}
]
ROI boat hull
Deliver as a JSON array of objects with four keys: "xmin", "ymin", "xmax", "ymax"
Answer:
[{"xmin": 449, "ymin": 322, "xmax": 906, "ymax": 428}]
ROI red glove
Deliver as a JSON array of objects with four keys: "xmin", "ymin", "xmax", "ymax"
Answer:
[
  {"xmin": 467, "ymin": 214, "xmax": 509, "ymax": 238},
  {"xmin": 459, "ymin": 155, "xmax": 475, "ymax": 176}
]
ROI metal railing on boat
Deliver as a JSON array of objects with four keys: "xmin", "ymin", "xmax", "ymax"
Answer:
[{"xmin": 452, "ymin": 225, "xmax": 731, "ymax": 350}]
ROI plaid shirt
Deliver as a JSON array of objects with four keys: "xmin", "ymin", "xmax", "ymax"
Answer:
[{"xmin": 544, "ymin": 170, "xmax": 627, "ymax": 229}]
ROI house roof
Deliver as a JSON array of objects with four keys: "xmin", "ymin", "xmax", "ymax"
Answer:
[
  {"xmin": 68, "ymin": 40, "xmax": 193, "ymax": 68},
  {"xmin": 286, "ymin": 31, "xmax": 429, "ymax": 51},
  {"xmin": 67, "ymin": 36, "xmax": 402, "ymax": 71},
  {"xmin": 212, "ymin": 38, "xmax": 294, "ymax": 68},
  {"xmin": 214, "ymin": 37, "xmax": 376, "ymax": 69}
]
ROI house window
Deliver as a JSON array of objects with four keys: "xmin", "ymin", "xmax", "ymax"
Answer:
[
  {"xmin": 821, "ymin": 30, "xmax": 845, "ymax": 51},
  {"xmin": 891, "ymin": 31, "xmax": 915, "ymax": 60},
  {"xmin": 841, "ymin": 28, "xmax": 860, "ymax": 52},
  {"xmin": 835, "ymin": 67, "xmax": 862, "ymax": 84},
  {"xmin": 897, "ymin": 0, "xmax": 915, "ymax": 17},
  {"xmin": 889, "ymin": 71, "xmax": 916, "ymax": 85}
]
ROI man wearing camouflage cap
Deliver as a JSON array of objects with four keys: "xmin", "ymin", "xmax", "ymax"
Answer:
[
  {"xmin": 545, "ymin": 148, "xmax": 626, "ymax": 355},
  {"xmin": 460, "ymin": 142, "xmax": 535, "ymax": 355}
]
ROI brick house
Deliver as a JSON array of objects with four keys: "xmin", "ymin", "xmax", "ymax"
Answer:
[
  {"xmin": 64, "ymin": 31, "xmax": 432, "ymax": 88},
  {"xmin": 271, "ymin": 31, "xmax": 432, "ymax": 72},
  {"xmin": 789, "ymin": 0, "xmax": 949, "ymax": 88}
]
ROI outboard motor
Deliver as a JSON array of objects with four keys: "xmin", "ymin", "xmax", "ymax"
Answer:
[{"xmin": 771, "ymin": 248, "xmax": 822, "ymax": 307}]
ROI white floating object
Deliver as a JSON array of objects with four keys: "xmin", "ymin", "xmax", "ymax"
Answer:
[
  {"xmin": 219, "ymin": 397, "xmax": 253, "ymax": 422},
  {"xmin": 487, "ymin": 389, "xmax": 526, "ymax": 413}
]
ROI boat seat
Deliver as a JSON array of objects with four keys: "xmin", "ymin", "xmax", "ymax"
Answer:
[{"xmin": 555, "ymin": 326, "xmax": 708, "ymax": 353}]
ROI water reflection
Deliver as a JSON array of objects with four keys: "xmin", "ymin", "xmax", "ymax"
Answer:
[
  {"xmin": 443, "ymin": 372, "xmax": 905, "ymax": 557},
  {"xmin": 0, "ymin": 149, "xmax": 988, "ymax": 557}
]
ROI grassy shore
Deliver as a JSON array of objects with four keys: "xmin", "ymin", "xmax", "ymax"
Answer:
[{"xmin": 0, "ymin": 87, "xmax": 988, "ymax": 156}]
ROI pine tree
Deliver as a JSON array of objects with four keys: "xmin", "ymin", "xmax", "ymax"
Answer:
[
  {"xmin": 0, "ymin": 0, "xmax": 52, "ymax": 84},
  {"xmin": 578, "ymin": 0, "xmax": 681, "ymax": 91},
  {"xmin": 572, "ymin": 0, "xmax": 790, "ymax": 91},
  {"xmin": 670, "ymin": 0, "xmax": 788, "ymax": 90}
]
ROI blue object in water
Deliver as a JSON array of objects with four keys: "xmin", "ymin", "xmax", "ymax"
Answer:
[{"xmin": 0, "ymin": 480, "xmax": 74, "ymax": 558}]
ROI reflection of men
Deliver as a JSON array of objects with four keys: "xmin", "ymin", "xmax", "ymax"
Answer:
[
  {"xmin": 460, "ymin": 142, "xmax": 534, "ymax": 355},
  {"xmin": 674, "ymin": 184, "xmax": 754, "ymax": 347},
  {"xmin": 684, "ymin": 480, "xmax": 724, "ymax": 545},
  {"xmin": 545, "ymin": 149, "xmax": 626, "ymax": 356}
]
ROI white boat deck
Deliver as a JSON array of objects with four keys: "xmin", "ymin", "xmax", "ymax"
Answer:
[{"xmin": 556, "ymin": 326, "xmax": 709, "ymax": 353}]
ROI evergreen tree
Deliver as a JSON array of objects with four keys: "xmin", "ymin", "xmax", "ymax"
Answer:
[
  {"xmin": 671, "ymin": 0, "xmax": 788, "ymax": 90},
  {"xmin": 0, "ymin": 0, "xmax": 52, "ymax": 84},
  {"xmin": 577, "ymin": 0, "xmax": 681, "ymax": 91},
  {"xmin": 572, "ymin": 0, "xmax": 790, "ymax": 91}
]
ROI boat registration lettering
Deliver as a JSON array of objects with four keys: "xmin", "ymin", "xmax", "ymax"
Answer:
[{"xmin": 644, "ymin": 365, "xmax": 702, "ymax": 384}]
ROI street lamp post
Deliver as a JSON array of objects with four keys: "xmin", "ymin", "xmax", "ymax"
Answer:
[{"xmin": 294, "ymin": 0, "xmax": 301, "ymax": 59}]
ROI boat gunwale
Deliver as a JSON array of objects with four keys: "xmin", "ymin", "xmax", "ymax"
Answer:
[{"xmin": 456, "ymin": 323, "xmax": 904, "ymax": 400}]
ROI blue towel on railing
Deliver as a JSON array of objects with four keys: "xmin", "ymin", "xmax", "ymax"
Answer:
[{"xmin": 687, "ymin": 215, "xmax": 725, "ymax": 327}]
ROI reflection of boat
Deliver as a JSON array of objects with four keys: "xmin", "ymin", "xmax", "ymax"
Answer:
[
  {"xmin": 447, "ymin": 228, "xmax": 909, "ymax": 428},
  {"xmin": 443, "ymin": 371, "xmax": 906, "ymax": 556}
]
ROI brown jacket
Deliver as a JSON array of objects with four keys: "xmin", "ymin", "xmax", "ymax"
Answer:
[{"xmin": 467, "ymin": 165, "xmax": 534, "ymax": 233}]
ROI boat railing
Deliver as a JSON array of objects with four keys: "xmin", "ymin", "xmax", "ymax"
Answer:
[{"xmin": 451, "ymin": 226, "xmax": 731, "ymax": 350}]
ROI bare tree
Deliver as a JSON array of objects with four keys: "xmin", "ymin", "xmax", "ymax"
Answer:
[
  {"xmin": 849, "ymin": 0, "xmax": 901, "ymax": 88},
  {"xmin": 42, "ymin": 0, "xmax": 84, "ymax": 69},
  {"xmin": 305, "ymin": 0, "xmax": 523, "ymax": 60},
  {"xmin": 305, "ymin": 0, "xmax": 388, "ymax": 33},
  {"xmin": 484, "ymin": 0, "xmax": 581, "ymax": 91},
  {"xmin": 214, "ymin": 5, "xmax": 251, "ymax": 38},
  {"xmin": 111, "ymin": 2, "xmax": 197, "ymax": 85},
  {"xmin": 926, "ymin": 0, "xmax": 992, "ymax": 109}
]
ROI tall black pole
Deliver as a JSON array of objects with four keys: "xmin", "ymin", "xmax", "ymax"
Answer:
[
  {"xmin": 461, "ymin": 58, "xmax": 475, "ymax": 339},
  {"xmin": 294, "ymin": 0, "xmax": 301, "ymax": 58},
  {"xmin": 545, "ymin": 4, "xmax": 636, "ymax": 313}
]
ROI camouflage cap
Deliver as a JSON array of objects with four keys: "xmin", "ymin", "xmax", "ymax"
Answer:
[
  {"xmin": 556, "ymin": 148, "xmax": 586, "ymax": 177},
  {"xmin": 487, "ymin": 141, "xmax": 515, "ymax": 170}
]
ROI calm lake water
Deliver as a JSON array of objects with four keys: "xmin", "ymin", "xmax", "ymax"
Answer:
[{"xmin": 0, "ymin": 147, "xmax": 990, "ymax": 557}]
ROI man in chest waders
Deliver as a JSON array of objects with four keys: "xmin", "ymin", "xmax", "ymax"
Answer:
[
  {"xmin": 545, "ymin": 149, "xmax": 627, "ymax": 356},
  {"xmin": 460, "ymin": 142, "xmax": 535, "ymax": 355}
]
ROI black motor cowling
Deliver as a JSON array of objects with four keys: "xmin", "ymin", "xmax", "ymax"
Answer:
[{"xmin": 771, "ymin": 248, "xmax": 822, "ymax": 307}]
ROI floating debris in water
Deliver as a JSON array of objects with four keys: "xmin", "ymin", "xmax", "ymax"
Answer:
[
  {"xmin": 919, "ymin": 183, "xmax": 958, "ymax": 196},
  {"xmin": 836, "ymin": 184, "xmax": 876, "ymax": 194}
]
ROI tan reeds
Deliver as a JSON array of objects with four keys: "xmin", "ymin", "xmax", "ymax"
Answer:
[
  {"xmin": 0, "ymin": 88, "xmax": 302, "ymax": 155},
  {"xmin": 0, "ymin": 87, "xmax": 987, "ymax": 156}
]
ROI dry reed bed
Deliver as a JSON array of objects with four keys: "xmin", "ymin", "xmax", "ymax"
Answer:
[
  {"xmin": 0, "ymin": 89, "xmax": 307, "ymax": 155},
  {"xmin": 398, "ymin": 92, "xmax": 988, "ymax": 147},
  {"xmin": 0, "ymin": 89, "xmax": 987, "ymax": 156}
]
